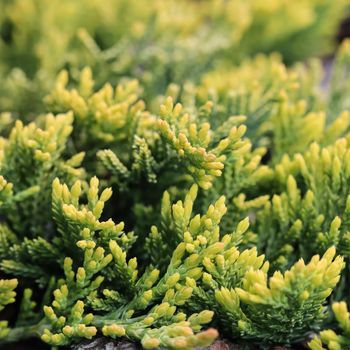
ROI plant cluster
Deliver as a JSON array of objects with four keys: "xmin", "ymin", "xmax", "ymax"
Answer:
[
  {"xmin": 1, "ymin": 1, "xmax": 350, "ymax": 350},
  {"xmin": 0, "ymin": 0, "xmax": 348, "ymax": 115}
]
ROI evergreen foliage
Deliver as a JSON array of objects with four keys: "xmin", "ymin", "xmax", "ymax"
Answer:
[
  {"xmin": 309, "ymin": 301, "xmax": 350, "ymax": 350},
  {"xmin": 0, "ymin": 0, "xmax": 348, "ymax": 115},
  {"xmin": 1, "ymin": 1, "xmax": 350, "ymax": 349}
]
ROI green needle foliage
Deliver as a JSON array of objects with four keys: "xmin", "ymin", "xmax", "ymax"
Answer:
[
  {"xmin": 0, "ymin": 0, "xmax": 349, "ymax": 115},
  {"xmin": 309, "ymin": 301, "xmax": 350, "ymax": 350},
  {"xmin": 0, "ymin": 279, "xmax": 17, "ymax": 339},
  {"xmin": 1, "ymin": 1, "xmax": 350, "ymax": 349}
]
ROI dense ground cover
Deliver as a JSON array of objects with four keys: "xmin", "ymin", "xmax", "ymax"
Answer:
[{"xmin": 1, "ymin": 1, "xmax": 350, "ymax": 349}]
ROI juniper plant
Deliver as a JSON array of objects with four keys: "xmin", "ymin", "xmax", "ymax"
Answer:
[{"xmin": 1, "ymin": 2, "xmax": 350, "ymax": 349}]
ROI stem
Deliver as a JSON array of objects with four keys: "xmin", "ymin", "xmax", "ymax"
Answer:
[
  {"xmin": 93, "ymin": 313, "xmax": 145, "ymax": 328},
  {"xmin": 0, "ymin": 321, "xmax": 49, "ymax": 345}
]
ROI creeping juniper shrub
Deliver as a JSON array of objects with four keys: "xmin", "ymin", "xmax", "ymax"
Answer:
[{"xmin": 1, "ymin": 1, "xmax": 350, "ymax": 349}]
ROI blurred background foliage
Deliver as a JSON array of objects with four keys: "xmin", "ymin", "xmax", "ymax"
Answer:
[{"xmin": 0, "ymin": 0, "xmax": 349, "ymax": 116}]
